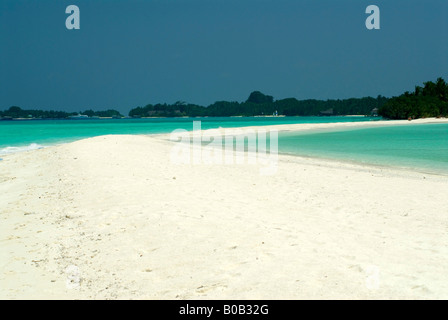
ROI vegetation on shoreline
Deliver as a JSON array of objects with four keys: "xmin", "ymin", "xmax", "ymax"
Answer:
[
  {"xmin": 0, "ymin": 107, "xmax": 123, "ymax": 120},
  {"xmin": 128, "ymin": 92, "xmax": 387, "ymax": 118},
  {"xmin": 378, "ymin": 78, "xmax": 448, "ymax": 119},
  {"xmin": 2, "ymin": 78, "xmax": 447, "ymax": 120}
]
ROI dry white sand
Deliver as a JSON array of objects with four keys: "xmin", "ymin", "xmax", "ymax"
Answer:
[
  {"xmin": 190, "ymin": 117, "xmax": 448, "ymax": 135},
  {"xmin": 1, "ymin": 119, "xmax": 448, "ymax": 299}
]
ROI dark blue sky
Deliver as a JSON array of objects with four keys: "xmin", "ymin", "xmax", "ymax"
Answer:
[{"xmin": 1, "ymin": 0, "xmax": 447, "ymax": 113}]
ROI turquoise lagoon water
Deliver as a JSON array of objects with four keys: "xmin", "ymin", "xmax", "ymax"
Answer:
[
  {"xmin": 0, "ymin": 116, "xmax": 375, "ymax": 151},
  {"xmin": 1, "ymin": 116, "xmax": 447, "ymax": 174},
  {"xmin": 277, "ymin": 123, "xmax": 448, "ymax": 174}
]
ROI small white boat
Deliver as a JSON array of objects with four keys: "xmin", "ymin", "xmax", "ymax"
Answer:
[{"xmin": 69, "ymin": 114, "xmax": 89, "ymax": 119}]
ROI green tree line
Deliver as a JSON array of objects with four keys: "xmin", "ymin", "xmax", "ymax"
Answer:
[
  {"xmin": 13, "ymin": 81, "xmax": 448, "ymax": 120},
  {"xmin": 0, "ymin": 107, "xmax": 123, "ymax": 119},
  {"xmin": 4, "ymin": 79, "xmax": 447, "ymax": 120},
  {"xmin": 378, "ymin": 78, "xmax": 448, "ymax": 119},
  {"xmin": 129, "ymin": 91, "xmax": 388, "ymax": 118}
]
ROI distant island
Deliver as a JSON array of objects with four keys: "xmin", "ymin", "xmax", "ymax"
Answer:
[
  {"xmin": 0, "ymin": 108, "xmax": 123, "ymax": 120},
  {"xmin": 1, "ymin": 78, "xmax": 447, "ymax": 120},
  {"xmin": 128, "ymin": 92, "xmax": 387, "ymax": 118}
]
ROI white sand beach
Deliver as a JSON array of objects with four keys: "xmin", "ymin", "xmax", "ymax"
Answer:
[{"xmin": 1, "ymin": 119, "xmax": 448, "ymax": 299}]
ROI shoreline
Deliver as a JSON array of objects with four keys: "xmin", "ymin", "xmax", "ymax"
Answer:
[
  {"xmin": 2, "ymin": 117, "xmax": 448, "ymax": 175},
  {"xmin": 189, "ymin": 117, "xmax": 448, "ymax": 136},
  {"xmin": 151, "ymin": 117, "xmax": 448, "ymax": 140},
  {"xmin": 277, "ymin": 150, "xmax": 448, "ymax": 178},
  {"xmin": 153, "ymin": 117, "xmax": 448, "ymax": 177}
]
